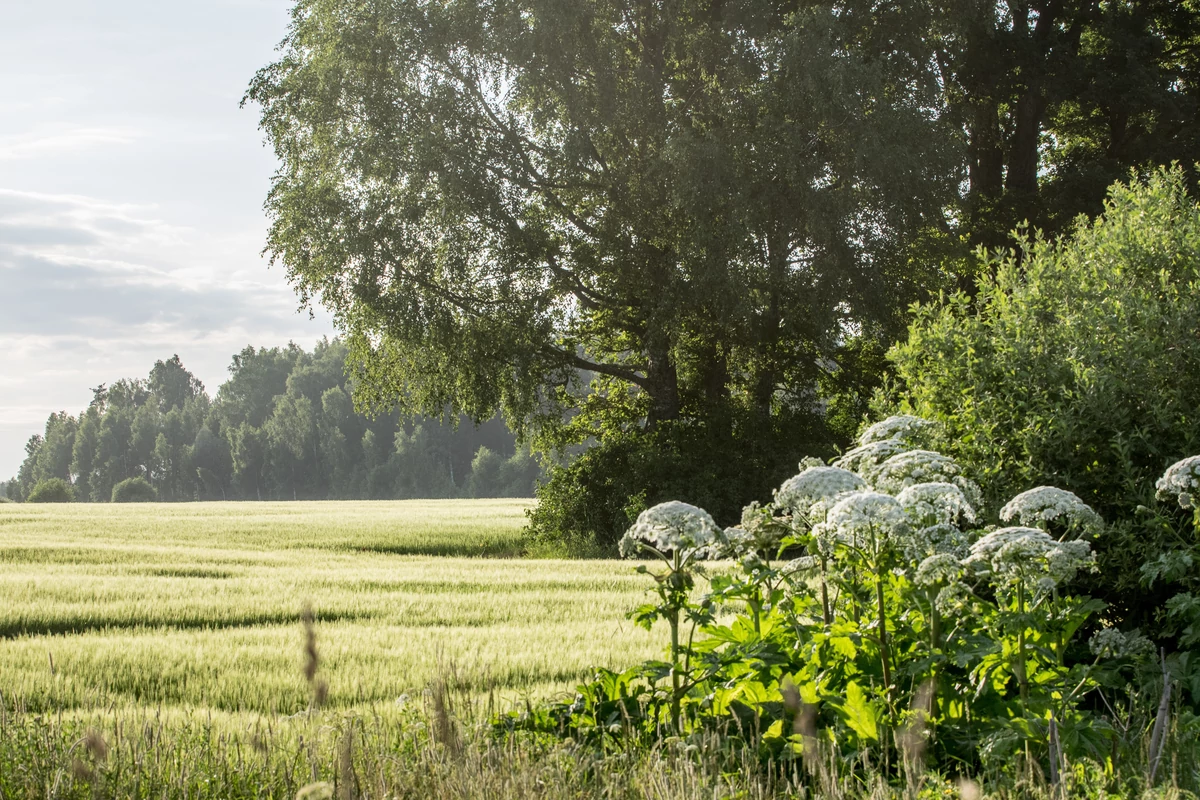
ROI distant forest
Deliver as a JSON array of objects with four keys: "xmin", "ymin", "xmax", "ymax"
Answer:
[{"xmin": 3, "ymin": 340, "xmax": 541, "ymax": 502}]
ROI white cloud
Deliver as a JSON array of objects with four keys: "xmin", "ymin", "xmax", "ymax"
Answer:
[
  {"xmin": 0, "ymin": 0, "xmax": 327, "ymax": 477},
  {"xmin": 0, "ymin": 126, "xmax": 144, "ymax": 160}
]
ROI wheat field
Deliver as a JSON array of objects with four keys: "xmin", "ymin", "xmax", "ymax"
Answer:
[{"xmin": 0, "ymin": 501, "xmax": 660, "ymax": 719}]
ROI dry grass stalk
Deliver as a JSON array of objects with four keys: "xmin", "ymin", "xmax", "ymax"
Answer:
[
  {"xmin": 1149, "ymin": 649, "xmax": 1173, "ymax": 784},
  {"xmin": 428, "ymin": 677, "xmax": 461, "ymax": 756},
  {"xmin": 898, "ymin": 679, "xmax": 934, "ymax": 796},
  {"xmin": 302, "ymin": 603, "xmax": 329, "ymax": 709},
  {"xmin": 337, "ymin": 725, "xmax": 356, "ymax": 800}
]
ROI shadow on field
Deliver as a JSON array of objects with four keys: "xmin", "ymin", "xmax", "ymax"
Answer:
[
  {"xmin": 347, "ymin": 542, "xmax": 523, "ymax": 558},
  {"xmin": 0, "ymin": 610, "xmax": 369, "ymax": 640}
]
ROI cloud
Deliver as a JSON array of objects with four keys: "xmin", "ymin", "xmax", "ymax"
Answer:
[
  {"xmin": 0, "ymin": 186, "xmax": 333, "ymax": 475},
  {"xmin": 0, "ymin": 126, "xmax": 144, "ymax": 160}
]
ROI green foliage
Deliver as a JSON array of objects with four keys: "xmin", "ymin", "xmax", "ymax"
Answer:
[
  {"xmin": 111, "ymin": 476, "xmax": 157, "ymax": 503},
  {"xmin": 246, "ymin": 0, "xmax": 967, "ymax": 546},
  {"xmin": 11, "ymin": 340, "xmax": 537, "ymax": 503},
  {"xmin": 27, "ymin": 478, "xmax": 74, "ymax": 503},
  {"xmin": 528, "ymin": 414, "xmax": 834, "ymax": 550},
  {"xmin": 513, "ymin": 420, "xmax": 1182, "ymax": 790},
  {"xmin": 883, "ymin": 167, "xmax": 1200, "ymax": 630}
]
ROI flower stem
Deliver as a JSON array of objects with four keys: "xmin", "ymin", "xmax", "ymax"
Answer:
[
  {"xmin": 876, "ymin": 565, "xmax": 894, "ymax": 704},
  {"xmin": 1017, "ymin": 582, "xmax": 1029, "ymax": 707},
  {"xmin": 820, "ymin": 556, "xmax": 832, "ymax": 627}
]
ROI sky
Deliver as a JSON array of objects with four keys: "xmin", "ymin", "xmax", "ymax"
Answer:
[{"xmin": 0, "ymin": 1, "xmax": 336, "ymax": 477}]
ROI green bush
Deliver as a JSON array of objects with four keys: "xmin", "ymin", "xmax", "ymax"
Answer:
[
  {"xmin": 882, "ymin": 167, "xmax": 1200, "ymax": 631},
  {"xmin": 27, "ymin": 478, "xmax": 74, "ymax": 503},
  {"xmin": 111, "ymin": 477, "xmax": 157, "ymax": 503},
  {"xmin": 526, "ymin": 413, "xmax": 833, "ymax": 553},
  {"xmin": 514, "ymin": 422, "xmax": 1187, "ymax": 787}
]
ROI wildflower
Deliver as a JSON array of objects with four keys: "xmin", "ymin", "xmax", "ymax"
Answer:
[
  {"xmin": 833, "ymin": 439, "xmax": 911, "ymax": 481},
  {"xmin": 1088, "ymin": 627, "xmax": 1154, "ymax": 660},
  {"xmin": 914, "ymin": 553, "xmax": 963, "ymax": 587},
  {"xmin": 775, "ymin": 466, "xmax": 866, "ymax": 519},
  {"xmin": 965, "ymin": 526, "xmax": 1095, "ymax": 589},
  {"xmin": 858, "ymin": 415, "xmax": 936, "ymax": 446},
  {"xmin": 873, "ymin": 450, "xmax": 983, "ymax": 507},
  {"xmin": 935, "ymin": 582, "xmax": 972, "ymax": 615},
  {"xmin": 897, "ymin": 482, "xmax": 977, "ymax": 528},
  {"xmin": 1156, "ymin": 456, "xmax": 1200, "ymax": 510},
  {"xmin": 1000, "ymin": 486, "xmax": 1102, "ymax": 534},
  {"xmin": 900, "ymin": 522, "xmax": 973, "ymax": 562},
  {"xmin": 814, "ymin": 491, "xmax": 909, "ymax": 552},
  {"xmin": 619, "ymin": 501, "xmax": 723, "ymax": 559}
]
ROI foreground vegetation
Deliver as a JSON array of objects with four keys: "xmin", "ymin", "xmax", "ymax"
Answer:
[{"xmin": 3, "ymin": 499, "xmax": 1200, "ymax": 798}]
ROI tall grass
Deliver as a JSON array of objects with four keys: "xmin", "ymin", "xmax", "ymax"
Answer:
[
  {"xmin": 2, "ymin": 502, "xmax": 1196, "ymax": 798},
  {"xmin": 0, "ymin": 501, "xmax": 658, "ymax": 719}
]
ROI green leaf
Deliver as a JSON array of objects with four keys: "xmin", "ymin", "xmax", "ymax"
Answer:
[{"xmin": 835, "ymin": 681, "xmax": 879, "ymax": 742}]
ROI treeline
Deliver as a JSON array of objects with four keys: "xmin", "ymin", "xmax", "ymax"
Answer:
[{"xmin": 6, "ymin": 340, "xmax": 541, "ymax": 503}]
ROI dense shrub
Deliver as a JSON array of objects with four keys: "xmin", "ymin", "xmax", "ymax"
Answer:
[
  {"xmin": 513, "ymin": 418, "xmax": 1195, "ymax": 790},
  {"xmin": 882, "ymin": 167, "xmax": 1200, "ymax": 630},
  {"xmin": 526, "ymin": 414, "xmax": 834, "ymax": 552},
  {"xmin": 112, "ymin": 477, "xmax": 157, "ymax": 503},
  {"xmin": 27, "ymin": 478, "xmax": 74, "ymax": 503}
]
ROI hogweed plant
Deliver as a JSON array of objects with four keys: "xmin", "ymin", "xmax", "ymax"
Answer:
[
  {"xmin": 618, "ymin": 501, "xmax": 722, "ymax": 731},
  {"xmin": 508, "ymin": 418, "xmax": 1200, "ymax": 791}
]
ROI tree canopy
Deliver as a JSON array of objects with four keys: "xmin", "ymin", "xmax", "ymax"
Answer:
[
  {"xmin": 7, "ymin": 342, "xmax": 540, "ymax": 503},
  {"xmin": 247, "ymin": 0, "xmax": 961, "ymax": 440},
  {"xmin": 241, "ymin": 0, "xmax": 1200, "ymax": 544}
]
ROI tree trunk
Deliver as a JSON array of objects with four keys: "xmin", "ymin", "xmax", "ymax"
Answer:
[
  {"xmin": 969, "ymin": 100, "xmax": 1004, "ymax": 201},
  {"xmin": 1006, "ymin": 87, "xmax": 1043, "ymax": 196},
  {"xmin": 645, "ymin": 329, "xmax": 680, "ymax": 428}
]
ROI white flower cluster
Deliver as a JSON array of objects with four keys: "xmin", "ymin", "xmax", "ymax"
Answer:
[
  {"xmin": 1000, "ymin": 486, "xmax": 1102, "ymax": 533},
  {"xmin": 814, "ymin": 491, "xmax": 909, "ymax": 552},
  {"xmin": 619, "ymin": 501, "xmax": 723, "ymax": 559},
  {"xmin": 934, "ymin": 582, "xmax": 972, "ymax": 616},
  {"xmin": 858, "ymin": 415, "xmax": 936, "ymax": 446},
  {"xmin": 914, "ymin": 553, "xmax": 963, "ymax": 587},
  {"xmin": 897, "ymin": 482, "xmax": 977, "ymax": 528},
  {"xmin": 899, "ymin": 522, "xmax": 973, "ymax": 563},
  {"xmin": 965, "ymin": 526, "xmax": 1095, "ymax": 590},
  {"xmin": 1088, "ymin": 628, "xmax": 1154, "ymax": 660},
  {"xmin": 871, "ymin": 450, "xmax": 983, "ymax": 507},
  {"xmin": 1156, "ymin": 455, "xmax": 1200, "ymax": 510},
  {"xmin": 775, "ymin": 466, "xmax": 866, "ymax": 519},
  {"xmin": 832, "ymin": 439, "xmax": 911, "ymax": 480}
]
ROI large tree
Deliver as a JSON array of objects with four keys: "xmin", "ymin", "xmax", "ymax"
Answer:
[
  {"xmin": 247, "ymin": 0, "xmax": 961, "ymax": 537},
  {"xmin": 935, "ymin": 0, "xmax": 1200, "ymax": 248}
]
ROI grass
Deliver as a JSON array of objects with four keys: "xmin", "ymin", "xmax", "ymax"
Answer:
[
  {"xmin": 0, "ymin": 500, "xmax": 660, "ymax": 721},
  {"xmin": 2, "ymin": 501, "xmax": 1188, "ymax": 799}
]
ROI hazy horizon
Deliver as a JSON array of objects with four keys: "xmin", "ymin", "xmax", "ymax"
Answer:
[{"xmin": 0, "ymin": 0, "xmax": 336, "ymax": 477}]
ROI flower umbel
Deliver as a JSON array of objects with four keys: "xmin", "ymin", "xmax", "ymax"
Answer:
[
  {"xmin": 775, "ymin": 466, "xmax": 866, "ymax": 519},
  {"xmin": 814, "ymin": 491, "xmax": 909, "ymax": 553},
  {"xmin": 897, "ymin": 482, "xmax": 977, "ymax": 528},
  {"xmin": 1156, "ymin": 456, "xmax": 1200, "ymax": 510},
  {"xmin": 1000, "ymin": 486, "xmax": 1102, "ymax": 534},
  {"xmin": 620, "ymin": 501, "xmax": 723, "ymax": 559},
  {"xmin": 872, "ymin": 450, "xmax": 977, "ymax": 498},
  {"xmin": 858, "ymin": 415, "xmax": 936, "ymax": 446},
  {"xmin": 965, "ymin": 526, "xmax": 1095, "ymax": 590},
  {"xmin": 833, "ymin": 439, "xmax": 912, "ymax": 482},
  {"xmin": 1088, "ymin": 628, "xmax": 1154, "ymax": 660}
]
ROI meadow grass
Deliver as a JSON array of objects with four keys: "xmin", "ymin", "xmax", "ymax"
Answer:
[
  {"xmin": 0, "ymin": 501, "xmax": 660, "ymax": 721},
  {"xmin": 1, "ymin": 502, "xmax": 1186, "ymax": 799}
]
